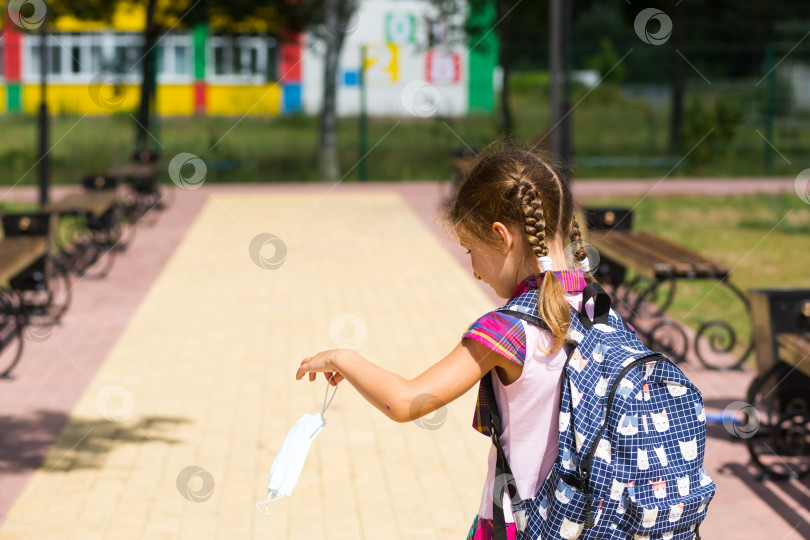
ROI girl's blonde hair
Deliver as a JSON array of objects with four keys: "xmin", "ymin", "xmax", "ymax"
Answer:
[{"xmin": 441, "ymin": 142, "xmax": 588, "ymax": 353}]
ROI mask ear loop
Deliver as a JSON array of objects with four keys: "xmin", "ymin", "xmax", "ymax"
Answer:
[
  {"xmin": 322, "ymin": 374, "xmax": 338, "ymax": 417},
  {"xmin": 256, "ymin": 492, "xmax": 284, "ymax": 517}
]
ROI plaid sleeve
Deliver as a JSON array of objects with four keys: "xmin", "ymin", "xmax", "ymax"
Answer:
[{"xmin": 461, "ymin": 311, "xmax": 526, "ymax": 436}]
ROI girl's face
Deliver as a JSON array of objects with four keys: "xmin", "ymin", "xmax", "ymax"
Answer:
[{"xmin": 460, "ymin": 222, "xmax": 542, "ymax": 299}]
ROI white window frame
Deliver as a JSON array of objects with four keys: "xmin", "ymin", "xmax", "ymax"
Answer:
[
  {"xmin": 156, "ymin": 33, "xmax": 194, "ymax": 84},
  {"xmin": 207, "ymin": 35, "xmax": 275, "ymax": 84},
  {"xmin": 20, "ymin": 32, "xmax": 192, "ymax": 84}
]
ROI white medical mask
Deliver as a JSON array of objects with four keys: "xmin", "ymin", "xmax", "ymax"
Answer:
[{"xmin": 256, "ymin": 377, "xmax": 337, "ymax": 516}]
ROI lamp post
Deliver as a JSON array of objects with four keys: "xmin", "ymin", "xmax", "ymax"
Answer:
[{"xmin": 37, "ymin": 10, "xmax": 50, "ymax": 207}]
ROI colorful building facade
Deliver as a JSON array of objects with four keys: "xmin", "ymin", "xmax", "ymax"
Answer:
[{"xmin": 0, "ymin": 0, "xmax": 495, "ymax": 116}]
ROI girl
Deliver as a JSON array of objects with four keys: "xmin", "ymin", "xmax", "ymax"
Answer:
[{"xmin": 296, "ymin": 146, "xmax": 591, "ymax": 539}]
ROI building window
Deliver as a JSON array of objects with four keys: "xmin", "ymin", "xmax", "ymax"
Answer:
[
  {"xmin": 21, "ymin": 32, "xmax": 193, "ymax": 84},
  {"xmin": 71, "ymin": 45, "xmax": 81, "ymax": 74},
  {"xmin": 27, "ymin": 44, "xmax": 64, "ymax": 76},
  {"xmin": 156, "ymin": 34, "xmax": 193, "ymax": 82},
  {"xmin": 208, "ymin": 35, "xmax": 277, "ymax": 83}
]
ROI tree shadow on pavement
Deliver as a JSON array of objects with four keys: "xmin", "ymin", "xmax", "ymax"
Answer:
[
  {"xmin": 0, "ymin": 409, "xmax": 189, "ymax": 474},
  {"xmin": 719, "ymin": 462, "xmax": 810, "ymax": 539}
]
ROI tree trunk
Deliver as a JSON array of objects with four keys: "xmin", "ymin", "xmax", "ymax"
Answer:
[
  {"xmin": 497, "ymin": 0, "xmax": 513, "ymax": 138},
  {"xmin": 318, "ymin": 0, "xmax": 354, "ymax": 182},
  {"xmin": 135, "ymin": 0, "xmax": 158, "ymax": 150}
]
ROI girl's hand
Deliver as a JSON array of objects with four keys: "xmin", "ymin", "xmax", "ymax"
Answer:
[{"xmin": 295, "ymin": 349, "xmax": 348, "ymax": 385}]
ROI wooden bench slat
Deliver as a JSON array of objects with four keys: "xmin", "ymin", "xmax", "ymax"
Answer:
[
  {"xmin": 588, "ymin": 229, "xmax": 731, "ymax": 279},
  {"xmin": 43, "ymin": 191, "xmax": 118, "ymax": 218},
  {"xmin": 636, "ymin": 232, "xmax": 730, "ymax": 277},
  {"xmin": 0, "ymin": 237, "xmax": 48, "ymax": 284},
  {"xmin": 108, "ymin": 162, "xmax": 157, "ymax": 179},
  {"xmin": 606, "ymin": 232, "xmax": 695, "ymax": 275},
  {"xmin": 588, "ymin": 230, "xmax": 670, "ymax": 279},
  {"xmin": 776, "ymin": 333, "xmax": 810, "ymax": 377}
]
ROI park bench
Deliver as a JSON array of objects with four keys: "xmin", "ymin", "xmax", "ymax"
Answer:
[
  {"xmin": 44, "ymin": 174, "xmax": 120, "ymax": 218},
  {"xmin": 43, "ymin": 175, "xmax": 125, "ymax": 279},
  {"xmin": 744, "ymin": 288, "xmax": 810, "ymax": 480},
  {"xmin": 777, "ymin": 333, "xmax": 810, "ymax": 377},
  {"xmin": 0, "ymin": 212, "xmax": 68, "ymax": 379},
  {"xmin": 582, "ymin": 206, "xmax": 752, "ymax": 370},
  {"xmin": 107, "ymin": 149, "xmax": 167, "ymax": 220}
]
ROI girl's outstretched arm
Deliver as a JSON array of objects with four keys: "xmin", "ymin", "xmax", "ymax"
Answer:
[{"xmin": 295, "ymin": 339, "xmax": 509, "ymax": 423}]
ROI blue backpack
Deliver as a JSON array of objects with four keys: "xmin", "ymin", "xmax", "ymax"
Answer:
[{"xmin": 483, "ymin": 283, "xmax": 715, "ymax": 540}]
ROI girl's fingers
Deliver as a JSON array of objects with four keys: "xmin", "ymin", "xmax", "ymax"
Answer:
[
  {"xmin": 296, "ymin": 353, "xmax": 342, "ymax": 382},
  {"xmin": 296, "ymin": 360, "xmax": 311, "ymax": 381}
]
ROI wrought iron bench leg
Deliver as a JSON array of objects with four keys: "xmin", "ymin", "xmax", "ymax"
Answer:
[
  {"xmin": 0, "ymin": 291, "xmax": 25, "ymax": 380},
  {"xmin": 744, "ymin": 361, "xmax": 810, "ymax": 480},
  {"xmin": 693, "ymin": 278, "xmax": 753, "ymax": 371}
]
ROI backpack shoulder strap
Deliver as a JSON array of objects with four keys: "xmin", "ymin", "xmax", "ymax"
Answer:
[
  {"xmin": 494, "ymin": 308, "xmax": 548, "ymax": 331},
  {"xmin": 481, "ymin": 371, "xmax": 522, "ymax": 540}
]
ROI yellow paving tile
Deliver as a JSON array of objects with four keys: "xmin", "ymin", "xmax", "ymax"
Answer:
[{"xmin": 0, "ymin": 192, "xmax": 497, "ymax": 539}]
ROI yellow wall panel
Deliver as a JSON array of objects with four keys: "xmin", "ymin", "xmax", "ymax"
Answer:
[
  {"xmin": 0, "ymin": 87, "xmax": 6, "ymax": 114},
  {"xmin": 206, "ymin": 84, "xmax": 281, "ymax": 116},
  {"xmin": 155, "ymin": 85, "xmax": 194, "ymax": 115},
  {"xmin": 22, "ymin": 84, "xmax": 141, "ymax": 114},
  {"xmin": 17, "ymin": 84, "xmax": 281, "ymax": 116}
]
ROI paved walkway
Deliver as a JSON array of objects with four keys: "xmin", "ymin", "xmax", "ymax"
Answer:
[{"xmin": 0, "ymin": 179, "xmax": 807, "ymax": 539}]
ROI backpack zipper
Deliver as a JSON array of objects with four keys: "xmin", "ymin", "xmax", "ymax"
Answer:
[{"xmin": 579, "ymin": 352, "xmax": 671, "ymax": 528}]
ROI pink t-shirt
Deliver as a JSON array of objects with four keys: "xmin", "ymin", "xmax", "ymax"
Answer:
[{"xmin": 471, "ymin": 291, "xmax": 588, "ymax": 522}]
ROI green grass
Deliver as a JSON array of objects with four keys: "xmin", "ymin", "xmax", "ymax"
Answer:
[
  {"xmin": 1, "ymin": 76, "xmax": 808, "ymax": 185},
  {"xmin": 580, "ymin": 193, "xmax": 810, "ymax": 364}
]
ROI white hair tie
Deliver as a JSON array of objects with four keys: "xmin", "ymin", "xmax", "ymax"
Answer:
[
  {"xmin": 578, "ymin": 257, "xmax": 591, "ymax": 272},
  {"xmin": 538, "ymin": 256, "xmax": 553, "ymax": 272}
]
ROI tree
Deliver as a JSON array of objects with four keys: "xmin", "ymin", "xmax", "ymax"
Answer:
[{"xmin": 316, "ymin": 0, "xmax": 355, "ymax": 182}]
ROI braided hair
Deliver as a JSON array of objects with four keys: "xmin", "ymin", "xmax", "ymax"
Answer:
[{"xmin": 442, "ymin": 144, "xmax": 584, "ymax": 352}]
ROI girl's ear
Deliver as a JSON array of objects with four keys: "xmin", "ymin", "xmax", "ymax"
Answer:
[{"xmin": 492, "ymin": 221, "xmax": 514, "ymax": 254}]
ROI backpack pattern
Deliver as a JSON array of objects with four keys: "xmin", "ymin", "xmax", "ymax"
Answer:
[{"xmin": 490, "ymin": 285, "xmax": 715, "ymax": 540}]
